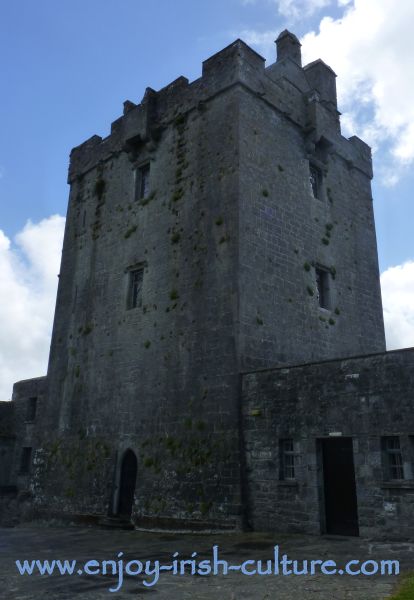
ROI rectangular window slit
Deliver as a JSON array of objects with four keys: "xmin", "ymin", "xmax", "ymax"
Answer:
[
  {"xmin": 127, "ymin": 268, "xmax": 143, "ymax": 310},
  {"xmin": 309, "ymin": 164, "xmax": 322, "ymax": 199},
  {"xmin": 139, "ymin": 164, "xmax": 150, "ymax": 199},
  {"xmin": 383, "ymin": 436, "xmax": 405, "ymax": 480},
  {"xmin": 20, "ymin": 447, "xmax": 32, "ymax": 474},
  {"xmin": 315, "ymin": 267, "xmax": 331, "ymax": 310},
  {"xmin": 280, "ymin": 438, "xmax": 296, "ymax": 480},
  {"xmin": 26, "ymin": 397, "xmax": 37, "ymax": 422}
]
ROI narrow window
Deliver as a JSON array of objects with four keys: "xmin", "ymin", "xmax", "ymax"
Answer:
[
  {"xmin": 383, "ymin": 437, "xmax": 404, "ymax": 480},
  {"xmin": 26, "ymin": 397, "xmax": 37, "ymax": 422},
  {"xmin": 315, "ymin": 267, "xmax": 331, "ymax": 310},
  {"xmin": 138, "ymin": 164, "xmax": 150, "ymax": 200},
  {"xmin": 280, "ymin": 438, "xmax": 296, "ymax": 480},
  {"xmin": 73, "ymin": 285, "xmax": 78, "ymax": 314},
  {"xmin": 309, "ymin": 164, "xmax": 322, "ymax": 199},
  {"xmin": 20, "ymin": 447, "xmax": 32, "ymax": 474},
  {"xmin": 127, "ymin": 268, "xmax": 143, "ymax": 310}
]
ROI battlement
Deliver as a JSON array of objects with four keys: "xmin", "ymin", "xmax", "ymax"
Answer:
[{"xmin": 68, "ymin": 32, "xmax": 372, "ymax": 183}]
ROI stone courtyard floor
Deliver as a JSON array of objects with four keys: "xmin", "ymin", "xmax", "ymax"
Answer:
[{"xmin": 1, "ymin": 525, "xmax": 413, "ymax": 599}]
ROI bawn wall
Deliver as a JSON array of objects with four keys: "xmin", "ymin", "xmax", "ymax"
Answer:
[{"xmin": 242, "ymin": 348, "xmax": 414, "ymax": 539}]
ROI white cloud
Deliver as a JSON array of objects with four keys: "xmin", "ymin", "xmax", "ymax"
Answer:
[
  {"xmin": 238, "ymin": 0, "xmax": 414, "ymax": 184},
  {"xmin": 236, "ymin": 0, "xmax": 335, "ymax": 54},
  {"xmin": 301, "ymin": 0, "xmax": 414, "ymax": 183},
  {"xmin": 239, "ymin": 29, "xmax": 276, "ymax": 51},
  {"xmin": 381, "ymin": 261, "xmax": 414, "ymax": 350},
  {"xmin": 0, "ymin": 215, "xmax": 65, "ymax": 401},
  {"xmin": 240, "ymin": 0, "xmax": 332, "ymax": 19},
  {"xmin": 277, "ymin": 0, "xmax": 331, "ymax": 19}
]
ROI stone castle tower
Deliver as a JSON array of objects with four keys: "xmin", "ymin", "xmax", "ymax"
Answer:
[{"xmin": 5, "ymin": 32, "xmax": 403, "ymax": 537}]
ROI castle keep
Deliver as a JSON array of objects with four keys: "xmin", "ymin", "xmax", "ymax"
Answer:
[{"xmin": 2, "ymin": 31, "xmax": 414, "ymax": 538}]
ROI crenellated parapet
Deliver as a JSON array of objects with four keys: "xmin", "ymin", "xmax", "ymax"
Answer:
[{"xmin": 68, "ymin": 32, "xmax": 372, "ymax": 185}]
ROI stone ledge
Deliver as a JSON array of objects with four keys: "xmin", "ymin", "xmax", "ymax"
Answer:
[
  {"xmin": 278, "ymin": 481, "xmax": 299, "ymax": 487},
  {"xmin": 379, "ymin": 481, "xmax": 414, "ymax": 490}
]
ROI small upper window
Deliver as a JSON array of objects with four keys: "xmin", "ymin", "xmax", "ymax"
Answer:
[
  {"xmin": 127, "ymin": 268, "xmax": 143, "ymax": 310},
  {"xmin": 20, "ymin": 447, "xmax": 32, "ymax": 474},
  {"xmin": 26, "ymin": 397, "xmax": 37, "ymax": 422},
  {"xmin": 315, "ymin": 267, "xmax": 331, "ymax": 310},
  {"xmin": 309, "ymin": 164, "xmax": 322, "ymax": 199},
  {"xmin": 280, "ymin": 438, "xmax": 296, "ymax": 480},
  {"xmin": 138, "ymin": 164, "xmax": 150, "ymax": 200},
  {"xmin": 383, "ymin": 436, "xmax": 404, "ymax": 480}
]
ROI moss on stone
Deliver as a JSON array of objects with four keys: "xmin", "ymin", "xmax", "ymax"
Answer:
[{"xmin": 124, "ymin": 224, "xmax": 137, "ymax": 239}]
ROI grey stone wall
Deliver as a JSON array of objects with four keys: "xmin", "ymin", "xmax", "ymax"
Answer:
[
  {"xmin": 10, "ymin": 377, "xmax": 47, "ymax": 492},
  {"xmin": 0, "ymin": 401, "xmax": 15, "ymax": 487},
  {"xmin": 242, "ymin": 348, "xmax": 414, "ymax": 539},
  {"xmin": 238, "ymin": 53, "xmax": 384, "ymax": 370},
  {"xmin": 33, "ymin": 42, "xmax": 260, "ymax": 527}
]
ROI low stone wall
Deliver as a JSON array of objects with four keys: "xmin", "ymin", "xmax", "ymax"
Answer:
[{"xmin": 242, "ymin": 348, "xmax": 414, "ymax": 539}]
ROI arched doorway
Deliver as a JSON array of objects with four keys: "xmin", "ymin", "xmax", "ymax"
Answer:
[{"xmin": 117, "ymin": 449, "xmax": 137, "ymax": 518}]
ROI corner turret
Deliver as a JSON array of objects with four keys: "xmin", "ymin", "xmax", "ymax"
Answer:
[{"xmin": 276, "ymin": 30, "xmax": 302, "ymax": 66}]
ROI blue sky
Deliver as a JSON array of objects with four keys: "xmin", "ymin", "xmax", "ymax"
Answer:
[
  {"xmin": 0, "ymin": 0, "xmax": 412, "ymax": 270},
  {"xmin": 1, "ymin": 0, "xmax": 414, "ymax": 399}
]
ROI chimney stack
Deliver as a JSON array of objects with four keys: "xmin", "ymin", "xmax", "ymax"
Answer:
[{"xmin": 275, "ymin": 30, "xmax": 302, "ymax": 67}]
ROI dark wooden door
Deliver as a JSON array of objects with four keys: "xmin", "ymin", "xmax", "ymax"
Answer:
[
  {"xmin": 118, "ymin": 450, "xmax": 137, "ymax": 517},
  {"xmin": 322, "ymin": 437, "xmax": 359, "ymax": 536}
]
